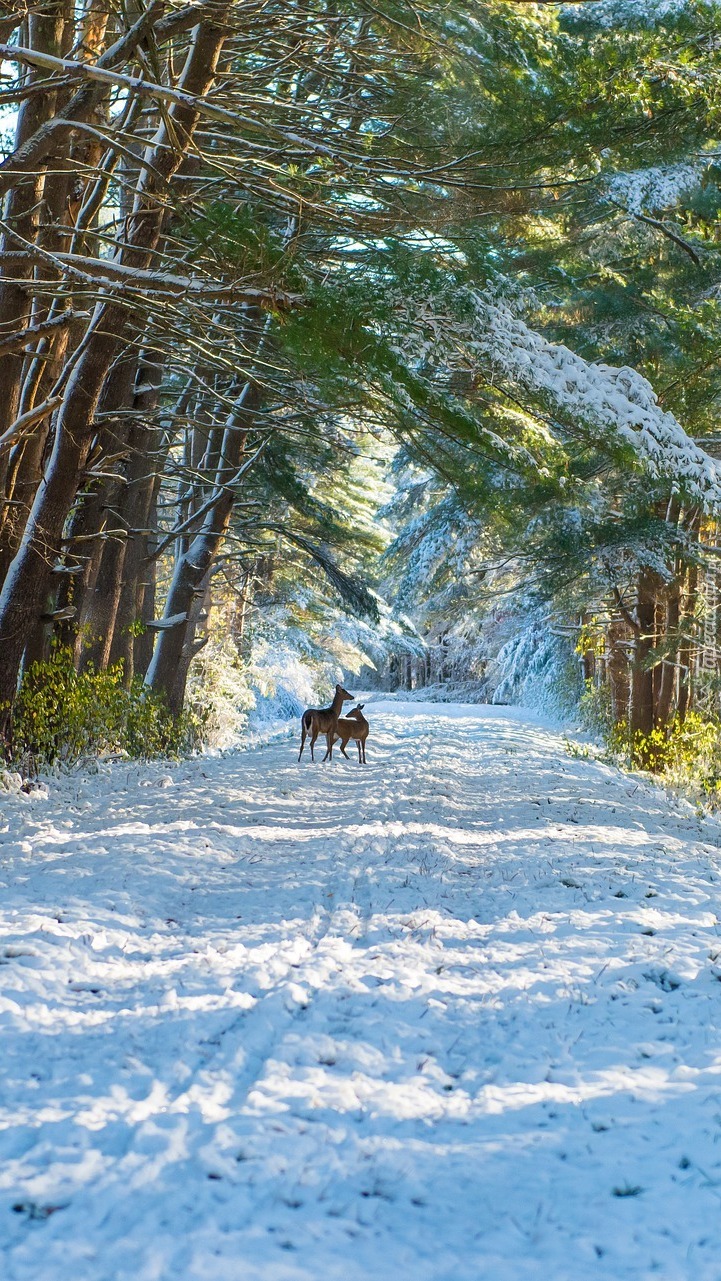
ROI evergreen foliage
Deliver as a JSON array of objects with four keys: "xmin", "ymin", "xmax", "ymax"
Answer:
[
  {"xmin": 3, "ymin": 1, "xmax": 721, "ymax": 768},
  {"xmin": 7, "ymin": 649, "xmax": 197, "ymax": 771}
]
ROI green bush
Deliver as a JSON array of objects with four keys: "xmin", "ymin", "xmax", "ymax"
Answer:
[
  {"xmin": 5, "ymin": 646, "xmax": 202, "ymax": 772},
  {"xmin": 599, "ymin": 709, "xmax": 721, "ymax": 805}
]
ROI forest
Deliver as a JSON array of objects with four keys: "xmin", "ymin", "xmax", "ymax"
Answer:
[
  {"xmin": 8, "ymin": 6, "xmax": 721, "ymax": 1277},
  {"xmin": 3, "ymin": 0, "xmax": 721, "ymax": 781}
]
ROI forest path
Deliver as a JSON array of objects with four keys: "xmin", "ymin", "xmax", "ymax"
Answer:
[{"xmin": 2, "ymin": 702, "xmax": 721, "ymax": 1280}]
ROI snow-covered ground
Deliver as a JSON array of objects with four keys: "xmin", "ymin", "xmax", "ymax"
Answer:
[{"xmin": 2, "ymin": 702, "xmax": 721, "ymax": 1280}]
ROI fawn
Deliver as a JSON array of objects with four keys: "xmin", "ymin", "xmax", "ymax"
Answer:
[
  {"xmin": 324, "ymin": 703, "xmax": 369, "ymax": 764},
  {"xmin": 298, "ymin": 683, "xmax": 353, "ymax": 762}
]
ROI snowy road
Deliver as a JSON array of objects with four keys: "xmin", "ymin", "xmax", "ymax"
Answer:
[{"xmin": 3, "ymin": 703, "xmax": 721, "ymax": 1280}]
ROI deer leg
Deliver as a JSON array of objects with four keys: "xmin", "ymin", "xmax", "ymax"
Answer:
[
  {"xmin": 340, "ymin": 738, "xmax": 351, "ymax": 760},
  {"xmin": 298, "ymin": 723, "xmax": 307, "ymax": 761},
  {"xmin": 322, "ymin": 733, "xmax": 335, "ymax": 763},
  {"xmin": 310, "ymin": 728, "xmax": 318, "ymax": 761},
  {"xmin": 324, "ymin": 730, "xmax": 334, "ymax": 761}
]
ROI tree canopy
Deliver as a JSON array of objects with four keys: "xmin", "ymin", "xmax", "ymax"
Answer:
[{"xmin": 3, "ymin": 0, "xmax": 721, "ymax": 765}]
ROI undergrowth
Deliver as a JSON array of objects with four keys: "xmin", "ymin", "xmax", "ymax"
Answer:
[
  {"xmin": 574, "ymin": 681, "xmax": 721, "ymax": 809},
  {"xmin": 3, "ymin": 646, "xmax": 203, "ymax": 774}
]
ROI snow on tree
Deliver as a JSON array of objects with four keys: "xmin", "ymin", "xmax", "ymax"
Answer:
[{"xmin": 469, "ymin": 298, "xmax": 721, "ymax": 506}]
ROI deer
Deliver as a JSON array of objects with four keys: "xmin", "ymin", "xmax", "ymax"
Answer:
[
  {"xmin": 323, "ymin": 703, "xmax": 369, "ymax": 764},
  {"xmin": 298, "ymin": 683, "xmax": 353, "ymax": 762}
]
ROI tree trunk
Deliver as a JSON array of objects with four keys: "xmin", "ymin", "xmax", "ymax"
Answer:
[
  {"xmin": 607, "ymin": 621, "xmax": 630, "ymax": 725},
  {"xmin": 108, "ymin": 404, "xmax": 175, "ymax": 683},
  {"xmin": 656, "ymin": 579, "xmax": 681, "ymax": 729},
  {"xmin": 0, "ymin": 3, "xmax": 71, "ymax": 452},
  {"xmin": 145, "ymin": 381, "xmax": 261, "ymax": 713},
  {"xmin": 629, "ymin": 568, "xmax": 656, "ymax": 761},
  {"xmin": 677, "ymin": 559, "xmax": 698, "ymax": 723},
  {"xmin": 169, "ymin": 572, "xmax": 212, "ymax": 715},
  {"xmin": 0, "ymin": 14, "xmax": 230, "ymax": 726}
]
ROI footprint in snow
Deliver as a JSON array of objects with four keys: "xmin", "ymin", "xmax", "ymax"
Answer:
[{"xmin": 643, "ymin": 966, "xmax": 682, "ymax": 992}]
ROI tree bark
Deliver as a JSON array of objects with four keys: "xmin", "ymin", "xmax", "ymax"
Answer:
[
  {"xmin": 607, "ymin": 620, "xmax": 630, "ymax": 724},
  {"xmin": 629, "ymin": 567, "xmax": 656, "ymax": 760},
  {"xmin": 656, "ymin": 578, "xmax": 681, "ymax": 728},
  {"xmin": 677, "ymin": 559, "xmax": 698, "ymax": 723}
]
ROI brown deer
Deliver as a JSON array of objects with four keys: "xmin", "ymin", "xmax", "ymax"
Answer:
[
  {"xmin": 298, "ymin": 683, "xmax": 353, "ymax": 762},
  {"xmin": 324, "ymin": 703, "xmax": 369, "ymax": 764}
]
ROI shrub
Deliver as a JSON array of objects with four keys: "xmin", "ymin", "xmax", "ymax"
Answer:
[
  {"xmin": 654, "ymin": 713, "xmax": 721, "ymax": 801},
  {"xmin": 598, "ymin": 709, "xmax": 721, "ymax": 805},
  {"xmin": 5, "ymin": 646, "xmax": 200, "ymax": 772}
]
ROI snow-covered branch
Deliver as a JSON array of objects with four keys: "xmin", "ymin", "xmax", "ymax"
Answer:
[{"xmin": 471, "ymin": 300, "xmax": 721, "ymax": 506}]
